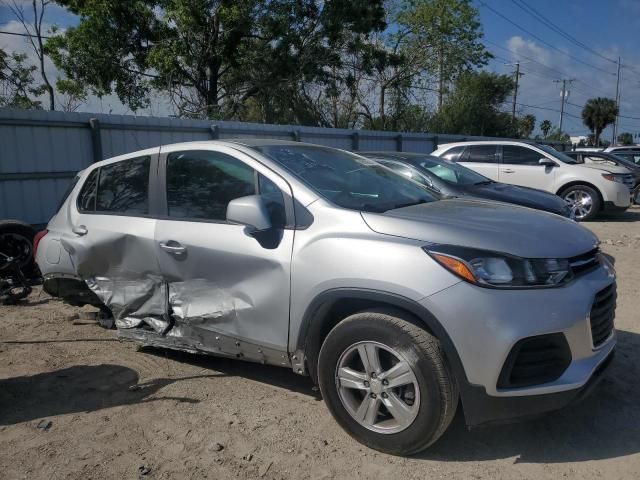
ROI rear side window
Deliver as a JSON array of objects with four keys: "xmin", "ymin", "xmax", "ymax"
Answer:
[
  {"xmin": 502, "ymin": 146, "xmax": 543, "ymax": 166},
  {"xmin": 96, "ymin": 156, "xmax": 150, "ymax": 214},
  {"xmin": 463, "ymin": 145, "xmax": 498, "ymax": 163},
  {"xmin": 77, "ymin": 156, "xmax": 150, "ymax": 215},
  {"xmin": 166, "ymin": 150, "xmax": 255, "ymax": 221},
  {"xmin": 440, "ymin": 146, "xmax": 465, "ymax": 162}
]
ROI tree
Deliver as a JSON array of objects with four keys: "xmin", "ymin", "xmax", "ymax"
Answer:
[
  {"xmin": 540, "ymin": 119, "xmax": 552, "ymax": 139},
  {"xmin": 0, "ymin": 48, "xmax": 45, "ymax": 109},
  {"xmin": 428, "ymin": 71, "xmax": 514, "ymax": 136},
  {"xmin": 518, "ymin": 114, "xmax": 535, "ymax": 138},
  {"xmin": 396, "ymin": 0, "xmax": 491, "ymax": 109},
  {"xmin": 617, "ymin": 132, "xmax": 634, "ymax": 145},
  {"xmin": 581, "ymin": 97, "xmax": 618, "ymax": 147},
  {"xmin": 6, "ymin": 0, "xmax": 55, "ymax": 110},
  {"xmin": 47, "ymin": 0, "xmax": 387, "ymax": 120},
  {"xmin": 546, "ymin": 128, "xmax": 570, "ymax": 143}
]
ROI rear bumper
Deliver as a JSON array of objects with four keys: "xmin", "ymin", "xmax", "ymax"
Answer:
[{"xmin": 460, "ymin": 348, "xmax": 615, "ymax": 427}]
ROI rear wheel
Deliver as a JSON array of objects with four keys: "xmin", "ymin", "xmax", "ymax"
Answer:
[
  {"xmin": 561, "ymin": 185, "xmax": 601, "ymax": 221},
  {"xmin": 318, "ymin": 309, "xmax": 458, "ymax": 455}
]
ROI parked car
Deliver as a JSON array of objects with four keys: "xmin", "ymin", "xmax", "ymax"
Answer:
[
  {"xmin": 603, "ymin": 145, "xmax": 640, "ymax": 154},
  {"xmin": 36, "ymin": 140, "xmax": 616, "ymax": 455},
  {"xmin": 432, "ymin": 140, "xmax": 634, "ymax": 221},
  {"xmin": 361, "ymin": 151, "xmax": 571, "ymax": 217},
  {"xmin": 565, "ymin": 150, "xmax": 640, "ymax": 204}
]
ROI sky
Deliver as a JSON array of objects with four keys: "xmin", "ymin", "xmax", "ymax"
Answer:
[{"xmin": 1, "ymin": 0, "xmax": 640, "ymax": 140}]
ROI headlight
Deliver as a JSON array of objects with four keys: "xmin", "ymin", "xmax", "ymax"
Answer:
[
  {"xmin": 602, "ymin": 173, "xmax": 627, "ymax": 184},
  {"xmin": 424, "ymin": 245, "xmax": 573, "ymax": 288}
]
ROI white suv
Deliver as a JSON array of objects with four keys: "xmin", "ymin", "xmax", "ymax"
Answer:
[{"xmin": 432, "ymin": 141, "xmax": 633, "ymax": 220}]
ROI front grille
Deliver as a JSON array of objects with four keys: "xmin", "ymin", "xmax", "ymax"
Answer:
[
  {"xmin": 497, "ymin": 334, "xmax": 572, "ymax": 389},
  {"xmin": 590, "ymin": 283, "xmax": 616, "ymax": 348},
  {"xmin": 569, "ymin": 248, "xmax": 600, "ymax": 277}
]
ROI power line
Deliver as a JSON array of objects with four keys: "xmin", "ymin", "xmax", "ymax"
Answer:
[
  {"xmin": 478, "ymin": 1, "xmax": 617, "ymax": 76},
  {"xmin": 509, "ymin": 0, "xmax": 617, "ymax": 65}
]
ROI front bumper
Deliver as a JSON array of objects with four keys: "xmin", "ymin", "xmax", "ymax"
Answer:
[{"xmin": 421, "ymin": 264, "xmax": 616, "ymax": 425}]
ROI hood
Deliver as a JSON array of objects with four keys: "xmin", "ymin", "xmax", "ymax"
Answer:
[
  {"xmin": 361, "ymin": 198, "xmax": 598, "ymax": 258},
  {"xmin": 457, "ymin": 182, "xmax": 568, "ymax": 216}
]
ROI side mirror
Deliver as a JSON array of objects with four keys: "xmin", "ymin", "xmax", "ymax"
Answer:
[
  {"xmin": 539, "ymin": 158, "xmax": 557, "ymax": 167},
  {"xmin": 227, "ymin": 195, "xmax": 272, "ymax": 232}
]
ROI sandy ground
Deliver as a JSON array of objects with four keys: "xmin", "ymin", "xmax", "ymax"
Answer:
[{"xmin": 1, "ymin": 208, "xmax": 640, "ymax": 480}]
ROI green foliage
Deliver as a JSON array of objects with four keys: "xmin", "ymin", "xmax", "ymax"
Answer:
[
  {"xmin": 581, "ymin": 97, "xmax": 618, "ymax": 147},
  {"xmin": 517, "ymin": 114, "xmax": 536, "ymax": 139},
  {"xmin": 617, "ymin": 132, "xmax": 634, "ymax": 145},
  {"xmin": 0, "ymin": 48, "xmax": 45, "ymax": 109},
  {"xmin": 546, "ymin": 128, "xmax": 570, "ymax": 143},
  {"xmin": 428, "ymin": 71, "xmax": 514, "ymax": 136},
  {"xmin": 47, "ymin": 0, "xmax": 387, "ymax": 119},
  {"xmin": 540, "ymin": 119, "xmax": 552, "ymax": 139}
]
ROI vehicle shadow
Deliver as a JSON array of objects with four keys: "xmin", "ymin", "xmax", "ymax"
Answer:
[
  {"xmin": 421, "ymin": 329, "xmax": 640, "ymax": 463},
  {"xmin": 141, "ymin": 346, "xmax": 319, "ymax": 398},
  {"xmin": 0, "ymin": 364, "xmax": 219, "ymax": 426},
  {"xmin": 596, "ymin": 209, "xmax": 640, "ymax": 222}
]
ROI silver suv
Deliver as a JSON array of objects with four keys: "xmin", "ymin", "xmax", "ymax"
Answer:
[{"xmin": 36, "ymin": 140, "xmax": 617, "ymax": 455}]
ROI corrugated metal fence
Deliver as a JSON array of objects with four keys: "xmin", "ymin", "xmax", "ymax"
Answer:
[{"xmin": 0, "ymin": 108, "xmax": 567, "ymax": 225}]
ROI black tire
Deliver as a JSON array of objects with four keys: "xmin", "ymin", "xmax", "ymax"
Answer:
[
  {"xmin": 0, "ymin": 219, "xmax": 39, "ymax": 277},
  {"xmin": 560, "ymin": 185, "xmax": 601, "ymax": 221},
  {"xmin": 318, "ymin": 309, "xmax": 458, "ymax": 455}
]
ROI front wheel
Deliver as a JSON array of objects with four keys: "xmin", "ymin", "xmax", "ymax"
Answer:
[
  {"xmin": 318, "ymin": 310, "xmax": 458, "ymax": 455},
  {"xmin": 561, "ymin": 185, "xmax": 601, "ymax": 221}
]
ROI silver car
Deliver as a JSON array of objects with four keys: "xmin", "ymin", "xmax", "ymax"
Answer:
[{"xmin": 35, "ymin": 140, "xmax": 617, "ymax": 455}]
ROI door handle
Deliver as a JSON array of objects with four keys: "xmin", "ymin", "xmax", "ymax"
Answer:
[
  {"xmin": 159, "ymin": 241, "xmax": 186, "ymax": 255},
  {"xmin": 502, "ymin": 169, "xmax": 515, "ymax": 174},
  {"xmin": 72, "ymin": 225, "xmax": 88, "ymax": 236}
]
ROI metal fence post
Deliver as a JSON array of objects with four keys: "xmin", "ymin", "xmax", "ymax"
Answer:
[
  {"xmin": 396, "ymin": 134, "xmax": 403, "ymax": 152},
  {"xmin": 210, "ymin": 124, "xmax": 220, "ymax": 139},
  {"xmin": 89, "ymin": 118, "xmax": 103, "ymax": 163},
  {"xmin": 352, "ymin": 131, "xmax": 360, "ymax": 151},
  {"xmin": 432, "ymin": 135, "xmax": 439, "ymax": 152},
  {"xmin": 292, "ymin": 129, "xmax": 301, "ymax": 142}
]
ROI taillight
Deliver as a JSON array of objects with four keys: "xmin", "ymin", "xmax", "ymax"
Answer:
[{"xmin": 33, "ymin": 229, "xmax": 48, "ymax": 258}]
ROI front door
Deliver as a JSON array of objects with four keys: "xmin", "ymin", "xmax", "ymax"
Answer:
[
  {"xmin": 499, "ymin": 145, "xmax": 556, "ymax": 192},
  {"xmin": 153, "ymin": 145, "xmax": 294, "ymax": 362}
]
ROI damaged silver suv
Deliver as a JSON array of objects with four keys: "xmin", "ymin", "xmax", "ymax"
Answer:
[{"xmin": 36, "ymin": 140, "xmax": 617, "ymax": 455}]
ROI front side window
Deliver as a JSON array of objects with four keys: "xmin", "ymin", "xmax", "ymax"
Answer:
[
  {"xmin": 96, "ymin": 156, "xmax": 150, "ymax": 214},
  {"xmin": 166, "ymin": 150, "xmax": 255, "ymax": 221},
  {"xmin": 464, "ymin": 145, "xmax": 498, "ymax": 163},
  {"xmin": 502, "ymin": 146, "xmax": 543, "ymax": 166},
  {"xmin": 255, "ymin": 145, "xmax": 438, "ymax": 213}
]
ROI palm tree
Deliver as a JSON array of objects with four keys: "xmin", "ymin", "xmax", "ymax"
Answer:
[
  {"xmin": 581, "ymin": 97, "xmax": 618, "ymax": 147},
  {"xmin": 540, "ymin": 119, "xmax": 552, "ymax": 139}
]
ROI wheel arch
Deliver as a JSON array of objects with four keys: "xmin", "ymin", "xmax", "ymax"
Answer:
[
  {"xmin": 555, "ymin": 181, "xmax": 604, "ymax": 210},
  {"xmin": 295, "ymin": 289, "xmax": 468, "ymax": 392}
]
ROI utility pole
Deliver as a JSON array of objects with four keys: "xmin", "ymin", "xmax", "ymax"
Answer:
[
  {"xmin": 554, "ymin": 79, "xmax": 574, "ymax": 134},
  {"xmin": 612, "ymin": 56, "xmax": 621, "ymax": 144},
  {"xmin": 511, "ymin": 62, "xmax": 524, "ymax": 123}
]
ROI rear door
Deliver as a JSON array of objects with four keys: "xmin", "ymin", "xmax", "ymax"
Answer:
[
  {"xmin": 457, "ymin": 144, "xmax": 499, "ymax": 180},
  {"xmin": 499, "ymin": 145, "xmax": 556, "ymax": 191},
  {"xmin": 65, "ymin": 151, "xmax": 167, "ymax": 329},
  {"xmin": 153, "ymin": 145, "xmax": 294, "ymax": 359}
]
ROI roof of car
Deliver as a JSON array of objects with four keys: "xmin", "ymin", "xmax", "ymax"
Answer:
[
  {"xmin": 435, "ymin": 140, "xmax": 539, "ymax": 148},
  {"xmin": 359, "ymin": 151, "xmax": 440, "ymax": 160}
]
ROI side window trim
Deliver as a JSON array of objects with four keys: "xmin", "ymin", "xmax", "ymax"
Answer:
[
  {"xmin": 156, "ymin": 148, "xmax": 296, "ymax": 229},
  {"xmin": 75, "ymin": 153, "xmax": 158, "ymax": 218}
]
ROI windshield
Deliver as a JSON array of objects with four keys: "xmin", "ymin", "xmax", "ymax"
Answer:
[
  {"xmin": 415, "ymin": 157, "xmax": 489, "ymax": 186},
  {"xmin": 612, "ymin": 152, "xmax": 640, "ymax": 165},
  {"xmin": 255, "ymin": 145, "xmax": 438, "ymax": 213},
  {"xmin": 536, "ymin": 144, "xmax": 578, "ymax": 164}
]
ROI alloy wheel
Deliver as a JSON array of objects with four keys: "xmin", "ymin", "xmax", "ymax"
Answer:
[
  {"xmin": 564, "ymin": 190, "xmax": 593, "ymax": 220},
  {"xmin": 335, "ymin": 341, "xmax": 420, "ymax": 434}
]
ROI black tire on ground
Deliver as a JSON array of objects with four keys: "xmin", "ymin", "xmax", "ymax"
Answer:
[
  {"xmin": 0, "ymin": 219, "xmax": 39, "ymax": 277},
  {"xmin": 560, "ymin": 184, "xmax": 602, "ymax": 221},
  {"xmin": 318, "ymin": 309, "xmax": 459, "ymax": 456}
]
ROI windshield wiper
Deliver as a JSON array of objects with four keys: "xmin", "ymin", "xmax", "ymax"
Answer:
[{"xmin": 385, "ymin": 199, "xmax": 429, "ymax": 211}]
